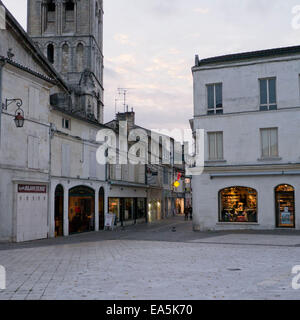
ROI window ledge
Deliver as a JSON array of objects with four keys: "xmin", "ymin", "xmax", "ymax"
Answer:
[
  {"xmin": 257, "ymin": 157, "xmax": 282, "ymax": 162},
  {"xmin": 217, "ymin": 222, "xmax": 259, "ymax": 226},
  {"xmin": 206, "ymin": 160, "xmax": 227, "ymax": 164}
]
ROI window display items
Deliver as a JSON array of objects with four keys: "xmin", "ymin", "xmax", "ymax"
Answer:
[{"xmin": 219, "ymin": 187, "xmax": 257, "ymax": 223}]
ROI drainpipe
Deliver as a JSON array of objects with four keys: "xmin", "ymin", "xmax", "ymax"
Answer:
[
  {"xmin": 47, "ymin": 123, "xmax": 55, "ymax": 238},
  {"xmin": 0, "ymin": 59, "xmax": 5, "ymax": 147}
]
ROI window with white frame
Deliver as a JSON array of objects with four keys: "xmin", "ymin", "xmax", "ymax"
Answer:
[
  {"xmin": 62, "ymin": 118, "xmax": 71, "ymax": 130},
  {"xmin": 207, "ymin": 83, "xmax": 223, "ymax": 115},
  {"xmin": 260, "ymin": 128, "xmax": 278, "ymax": 158},
  {"xmin": 259, "ymin": 78, "xmax": 277, "ymax": 111},
  {"xmin": 208, "ymin": 132, "xmax": 223, "ymax": 160}
]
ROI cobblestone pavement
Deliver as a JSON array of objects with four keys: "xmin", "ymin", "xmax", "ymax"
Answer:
[{"xmin": 0, "ymin": 216, "xmax": 300, "ymax": 300}]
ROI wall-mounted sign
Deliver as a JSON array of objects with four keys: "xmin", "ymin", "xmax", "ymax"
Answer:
[{"xmin": 18, "ymin": 185, "xmax": 47, "ymax": 194}]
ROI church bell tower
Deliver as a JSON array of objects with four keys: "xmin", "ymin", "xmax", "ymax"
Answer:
[{"xmin": 27, "ymin": 0, "xmax": 104, "ymax": 123}]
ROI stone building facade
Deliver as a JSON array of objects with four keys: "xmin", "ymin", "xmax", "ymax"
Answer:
[
  {"xmin": 0, "ymin": 1, "xmax": 68, "ymax": 242},
  {"xmin": 191, "ymin": 46, "xmax": 300, "ymax": 231},
  {"xmin": 0, "ymin": 1, "xmax": 191, "ymax": 242},
  {"xmin": 28, "ymin": 0, "xmax": 104, "ymax": 124}
]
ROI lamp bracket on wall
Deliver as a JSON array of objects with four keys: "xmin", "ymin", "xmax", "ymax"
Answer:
[{"xmin": 2, "ymin": 98, "xmax": 23, "ymax": 111}]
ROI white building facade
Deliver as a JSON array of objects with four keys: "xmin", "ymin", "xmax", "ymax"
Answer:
[{"xmin": 191, "ymin": 46, "xmax": 300, "ymax": 231}]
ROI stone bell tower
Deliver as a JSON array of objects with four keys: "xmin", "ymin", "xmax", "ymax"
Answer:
[{"xmin": 27, "ymin": 0, "xmax": 104, "ymax": 123}]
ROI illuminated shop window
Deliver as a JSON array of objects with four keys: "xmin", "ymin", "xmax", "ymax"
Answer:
[
  {"xmin": 219, "ymin": 187, "xmax": 257, "ymax": 223},
  {"xmin": 275, "ymin": 185, "xmax": 295, "ymax": 228}
]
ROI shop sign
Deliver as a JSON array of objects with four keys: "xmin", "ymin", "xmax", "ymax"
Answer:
[
  {"xmin": 105, "ymin": 213, "xmax": 116, "ymax": 229},
  {"xmin": 18, "ymin": 184, "xmax": 47, "ymax": 194}
]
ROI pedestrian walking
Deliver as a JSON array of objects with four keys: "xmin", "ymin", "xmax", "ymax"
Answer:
[
  {"xmin": 184, "ymin": 207, "xmax": 189, "ymax": 221},
  {"xmin": 189, "ymin": 206, "xmax": 193, "ymax": 221}
]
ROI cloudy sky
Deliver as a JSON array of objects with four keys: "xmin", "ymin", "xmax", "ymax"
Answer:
[{"xmin": 2, "ymin": 0, "xmax": 300, "ymax": 131}]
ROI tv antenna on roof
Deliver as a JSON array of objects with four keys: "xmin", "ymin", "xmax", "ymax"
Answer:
[{"xmin": 117, "ymin": 88, "xmax": 135, "ymax": 113}]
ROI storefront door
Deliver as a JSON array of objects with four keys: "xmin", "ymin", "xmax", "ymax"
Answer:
[
  {"xmin": 69, "ymin": 186, "xmax": 95, "ymax": 234},
  {"xmin": 99, "ymin": 188, "xmax": 105, "ymax": 230},
  {"xmin": 55, "ymin": 185, "xmax": 64, "ymax": 237},
  {"xmin": 275, "ymin": 185, "xmax": 295, "ymax": 228}
]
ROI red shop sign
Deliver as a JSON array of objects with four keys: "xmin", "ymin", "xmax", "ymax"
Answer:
[{"xmin": 18, "ymin": 184, "xmax": 47, "ymax": 194}]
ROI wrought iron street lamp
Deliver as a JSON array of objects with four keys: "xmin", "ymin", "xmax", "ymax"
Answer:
[
  {"xmin": 2, "ymin": 98, "xmax": 24, "ymax": 128},
  {"xmin": 14, "ymin": 107, "xmax": 25, "ymax": 128}
]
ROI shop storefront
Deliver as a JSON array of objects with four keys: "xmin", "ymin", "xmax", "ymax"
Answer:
[
  {"xmin": 69, "ymin": 186, "xmax": 95, "ymax": 234},
  {"xmin": 108, "ymin": 197, "xmax": 147, "ymax": 225},
  {"xmin": 175, "ymin": 198, "xmax": 185, "ymax": 215},
  {"xmin": 219, "ymin": 186, "xmax": 257, "ymax": 223},
  {"xmin": 148, "ymin": 199, "xmax": 162, "ymax": 222},
  {"xmin": 192, "ymin": 171, "xmax": 300, "ymax": 231}
]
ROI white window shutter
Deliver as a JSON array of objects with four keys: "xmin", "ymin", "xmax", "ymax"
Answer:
[
  {"xmin": 89, "ymin": 151, "xmax": 97, "ymax": 179},
  {"xmin": 61, "ymin": 144, "xmax": 70, "ymax": 177},
  {"xmin": 28, "ymin": 136, "xmax": 39, "ymax": 169},
  {"xmin": 116, "ymin": 164, "xmax": 122, "ymax": 180}
]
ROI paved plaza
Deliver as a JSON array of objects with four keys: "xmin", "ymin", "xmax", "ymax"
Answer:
[{"xmin": 0, "ymin": 217, "xmax": 300, "ymax": 300}]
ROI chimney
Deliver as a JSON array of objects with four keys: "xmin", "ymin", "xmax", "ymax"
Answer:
[{"xmin": 116, "ymin": 109, "xmax": 135, "ymax": 131}]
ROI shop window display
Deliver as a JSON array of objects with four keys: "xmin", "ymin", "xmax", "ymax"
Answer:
[
  {"xmin": 137, "ymin": 198, "xmax": 147, "ymax": 219},
  {"xmin": 109, "ymin": 198, "xmax": 120, "ymax": 223},
  {"xmin": 219, "ymin": 187, "xmax": 257, "ymax": 223},
  {"xmin": 125, "ymin": 198, "xmax": 134, "ymax": 221},
  {"xmin": 275, "ymin": 185, "xmax": 295, "ymax": 228}
]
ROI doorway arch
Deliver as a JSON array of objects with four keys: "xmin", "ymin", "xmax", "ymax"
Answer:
[
  {"xmin": 69, "ymin": 186, "xmax": 95, "ymax": 234},
  {"xmin": 54, "ymin": 185, "xmax": 64, "ymax": 237},
  {"xmin": 275, "ymin": 184, "xmax": 295, "ymax": 228},
  {"xmin": 99, "ymin": 187, "xmax": 105, "ymax": 230}
]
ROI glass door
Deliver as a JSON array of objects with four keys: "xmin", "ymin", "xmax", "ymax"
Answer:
[{"xmin": 275, "ymin": 185, "xmax": 295, "ymax": 228}]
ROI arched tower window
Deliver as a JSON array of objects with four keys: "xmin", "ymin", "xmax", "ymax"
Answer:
[
  {"xmin": 47, "ymin": 0, "xmax": 56, "ymax": 20},
  {"xmin": 65, "ymin": 0, "xmax": 75, "ymax": 20},
  {"xmin": 44, "ymin": 0, "xmax": 56, "ymax": 33},
  {"xmin": 66, "ymin": 0, "xmax": 74, "ymax": 11},
  {"xmin": 47, "ymin": 43, "xmax": 54, "ymax": 64},
  {"xmin": 47, "ymin": 0, "xmax": 56, "ymax": 13},
  {"xmin": 63, "ymin": 0, "xmax": 75, "ymax": 33},
  {"xmin": 76, "ymin": 43, "xmax": 84, "ymax": 72},
  {"xmin": 62, "ymin": 44, "xmax": 69, "ymax": 73}
]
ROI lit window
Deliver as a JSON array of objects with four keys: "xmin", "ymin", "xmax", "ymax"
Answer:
[
  {"xmin": 259, "ymin": 78, "xmax": 277, "ymax": 111},
  {"xmin": 208, "ymin": 132, "xmax": 223, "ymax": 160},
  {"xmin": 207, "ymin": 83, "xmax": 223, "ymax": 115},
  {"xmin": 260, "ymin": 128, "xmax": 278, "ymax": 158},
  {"xmin": 219, "ymin": 187, "xmax": 257, "ymax": 223}
]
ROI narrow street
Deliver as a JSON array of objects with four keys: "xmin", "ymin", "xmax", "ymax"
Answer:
[{"xmin": 0, "ymin": 216, "xmax": 300, "ymax": 300}]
